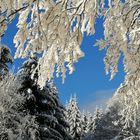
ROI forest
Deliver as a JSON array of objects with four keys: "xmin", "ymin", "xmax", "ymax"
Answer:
[{"xmin": 0, "ymin": 0, "xmax": 140, "ymax": 140}]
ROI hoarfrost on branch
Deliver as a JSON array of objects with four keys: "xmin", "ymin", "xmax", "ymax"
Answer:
[
  {"xmin": 0, "ymin": 0, "xmax": 98, "ymax": 88},
  {"xmin": 98, "ymin": 0, "xmax": 140, "ymax": 129}
]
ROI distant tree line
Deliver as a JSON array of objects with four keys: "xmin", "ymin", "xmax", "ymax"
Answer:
[{"xmin": 66, "ymin": 94, "xmax": 140, "ymax": 140}]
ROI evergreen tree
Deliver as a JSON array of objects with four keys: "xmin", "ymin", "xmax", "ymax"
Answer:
[
  {"xmin": 80, "ymin": 111, "xmax": 94, "ymax": 139},
  {"xmin": 83, "ymin": 108, "xmax": 104, "ymax": 140},
  {"xmin": 83, "ymin": 107, "xmax": 122, "ymax": 140},
  {"xmin": 0, "ymin": 44, "xmax": 13, "ymax": 80},
  {"xmin": 66, "ymin": 95, "xmax": 83, "ymax": 140},
  {"xmin": 15, "ymin": 56, "xmax": 71, "ymax": 140},
  {"xmin": 81, "ymin": 111, "xmax": 88, "ymax": 135},
  {"xmin": 92, "ymin": 108, "xmax": 103, "ymax": 132},
  {"xmin": 84, "ymin": 112, "xmax": 94, "ymax": 135}
]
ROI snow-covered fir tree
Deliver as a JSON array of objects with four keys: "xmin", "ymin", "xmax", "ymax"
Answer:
[
  {"xmin": 86, "ymin": 112, "xmax": 95, "ymax": 134},
  {"xmin": 66, "ymin": 95, "xmax": 83, "ymax": 139},
  {"xmin": 81, "ymin": 111, "xmax": 95, "ymax": 140},
  {"xmin": 81, "ymin": 111, "xmax": 89, "ymax": 135},
  {"xmin": 83, "ymin": 108, "xmax": 104, "ymax": 140},
  {"xmin": 15, "ymin": 56, "xmax": 71, "ymax": 140},
  {"xmin": 92, "ymin": 108, "xmax": 103, "ymax": 132},
  {"xmin": 0, "ymin": 44, "xmax": 13, "ymax": 80}
]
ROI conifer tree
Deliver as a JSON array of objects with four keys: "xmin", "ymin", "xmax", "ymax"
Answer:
[
  {"xmin": 81, "ymin": 111, "xmax": 88, "ymax": 135},
  {"xmin": 66, "ymin": 95, "xmax": 83, "ymax": 140},
  {"xmin": 80, "ymin": 111, "xmax": 94, "ymax": 139},
  {"xmin": 86, "ymin": 112, "xmax": 94, "ymax": 134},
  {"xmin": 15, "ymin": 56, "xmax": 71, "ymax": 140},
  {"xmin": 83, "ymin": 108, "xmax": 103, "ymax": 140},
  {"xmin": 90, "ymin": 105, "xmax": 122, "ymax": 140},
  {"xmin": 0, "ymin": 44, "xmax": 13, "ymax": 80},
  {"xmin": 92, "ymin": 108, "xmax": 103, "ymax": 132}
]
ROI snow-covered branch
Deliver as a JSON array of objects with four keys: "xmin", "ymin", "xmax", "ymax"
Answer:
[
  {"xmin": 0, "ymin": 0, "xmax": 98, "ymax": 88},
  {"xmin": 97, "ymin": 0, "xmax": 140, "ymax": 79}
]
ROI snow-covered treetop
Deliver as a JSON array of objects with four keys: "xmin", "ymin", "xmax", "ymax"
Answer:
[{"xmin": 0, "ymin": 0, "xmax": 140, "ymax": 87}]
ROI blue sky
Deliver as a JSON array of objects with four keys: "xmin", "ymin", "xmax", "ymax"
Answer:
[
  {"xmin": 55, "ymin": 17, "xmax": 125, "ymax": 112},
  {"xmin": 2, "ymin": 16, "xmax": 125, "ymax": 112}
]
